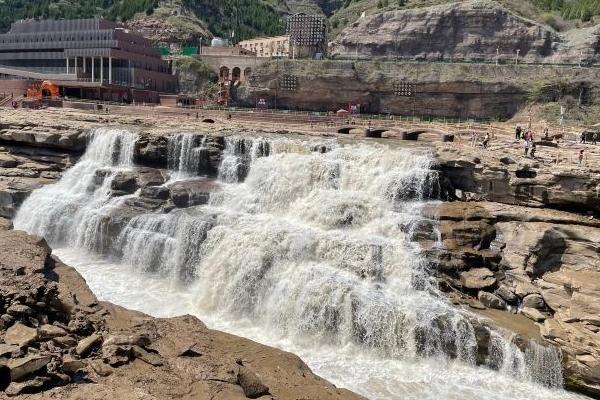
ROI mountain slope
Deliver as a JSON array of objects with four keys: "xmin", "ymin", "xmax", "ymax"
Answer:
[{"xmin": 0, "ymin": 0, "xmax": 286, "ymax": 44}]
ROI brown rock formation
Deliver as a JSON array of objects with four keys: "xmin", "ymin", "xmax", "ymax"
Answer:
[
  {"xmin": 330, "ymin": 0, "xmax": 599, "ymax": 64},
  {"xmin": 421, "ymin": 201, "xmax": 600, "ymax": 397},
  {"xmin": 0, "ymin": 228, "xmax": 363, "ymax": 399}
]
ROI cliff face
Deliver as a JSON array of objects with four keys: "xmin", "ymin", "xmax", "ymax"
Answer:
[
  {"xmin": 237, "ymin": 59, "xmax": 600, "ymax": 119},
  {"xmin": 330, "ymin": 0, "xmax": 599, "ymax": 64}
]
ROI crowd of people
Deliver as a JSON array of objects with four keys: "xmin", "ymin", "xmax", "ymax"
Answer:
[
  {"xmin": 511, "ymin": 124, "xmax": 598, "ymax": 166},
  {"xmin": 515, "ymin": 125, "xmax": 537, "ymax": 158}
]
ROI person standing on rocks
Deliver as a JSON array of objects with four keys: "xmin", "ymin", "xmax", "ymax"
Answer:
[
  {"xmin": 580, "ymin": 131, "xmax": 587, "ymax": 144},
  {"xmin": 592, "ymin": 132, "xmax": 598, "ymax": 145},
  {"xmin": 482, "ymin": 132, "xmax": 490, "ymax": 149},
  {"xmin": 515, "ymin": 125, "xmax": 522, "ymax": 140},
  {"xmin": 544, "ymin": 127, "xmax": 549, "ymax": 140},
  {"xmin": 578, "ymin": 149, "xmax": 585, "ymax": 165}
]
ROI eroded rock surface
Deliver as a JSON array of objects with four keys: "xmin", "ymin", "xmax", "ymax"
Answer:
[{"xmin": 420, "ymin": 202, "xmax": 600, "ymax": 396}]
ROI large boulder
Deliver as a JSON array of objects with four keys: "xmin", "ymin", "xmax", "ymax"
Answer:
[
  {"xmin": 460, "ymin": 268, "xmax": 496, "ymax": 289},
  {"xmin": 478, "ymin": 291, "xmax": 506, "ymax": 309},
  {"xmin": 169, "ymin": 179, "xmax": 220, "ymax": 208}
]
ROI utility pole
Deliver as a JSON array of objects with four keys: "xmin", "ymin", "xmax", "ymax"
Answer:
[
  {"xmin": 496, "ymin": 47, "xmax": 499, "ymax": 65},
  {"xmin": 515, "ymin": 49, "xmax": 520, "ymax": 65}
]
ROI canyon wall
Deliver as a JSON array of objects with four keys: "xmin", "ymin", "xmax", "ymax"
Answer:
[{"xmin": 237, "ymin": 59, "xmax": 600, "ymax": 119}]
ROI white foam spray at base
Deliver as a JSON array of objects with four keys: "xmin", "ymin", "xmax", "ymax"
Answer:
[{"xmin": 15, "ymin": 131, "xmax": 589, "ymax": 400}]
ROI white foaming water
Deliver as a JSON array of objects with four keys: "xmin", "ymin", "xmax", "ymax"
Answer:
[
  {"xmin": 14, "ymin": 127, "xmax": 136, "ymax": 253},
  {"xmin": 16, "ymin": 131, "xmax": 588, "ymax": 400},
  {"xmin": 167, "ymin": 133, "xmax": 208, "ymax": 181}
]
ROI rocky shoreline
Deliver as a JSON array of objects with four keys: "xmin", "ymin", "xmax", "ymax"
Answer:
[
  {"xmin": 0, "ymin": 225, "xmax": 363, "ymax": 399},
  {"xmin": 0, "ymin": 108, "xmax": 599, "ymax": 398}
]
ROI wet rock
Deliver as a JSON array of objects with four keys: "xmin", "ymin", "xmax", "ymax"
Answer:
[
  {"xmin": 460, "ymin": 268, "xmax": 496, "ymax": 289},
  {"xmin": 169, "ymin": 179, "xmax": 219, "ymax": 208},
  {"xmin": 5, "ymin": 322, "xmax": 38, "ymax": 347},
  {"xmin": 75, "ymin": 334, "xmax": 102, "ymax": 357},
  {"xmin": 478, "ymin": 291, "xmax": 506, "ymax": 310},
  {"xmin": 522, "ymin": 294, "xmax": 545, "ymax": 309},
  {"xmin": 237, "ymin": 366, "xmax": 270, "ymax": 399},
  {"xmin": 8, "ymin": 355, "xmax": 52, "ymax": 381},
  {"xmin": 111, "ymin": 171, "xmax": 138, "ymax": 194},
  {"xmin": 135, "ymin": 167, "xmax": 166, "ymax": 187},
  {"xmin": 521, "ymin": 307, "xmax": 546, "ymax": 322},
  {"xmin": 495, "ymin": 284, "xmax": 517, "ymax": 304},
  {"xmin": 140, "ymin": 185, "xmax": 170, "ymax": 200}
]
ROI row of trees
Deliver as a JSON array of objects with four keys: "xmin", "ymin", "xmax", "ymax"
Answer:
[{"xmin": 0, "ymin": 0, "xmax": 158, "ymax": 32}]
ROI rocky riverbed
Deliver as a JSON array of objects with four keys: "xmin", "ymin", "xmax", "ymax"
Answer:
[{"xmin": 0, "ymin": 108, "xmax": 599, "ymax": 398}]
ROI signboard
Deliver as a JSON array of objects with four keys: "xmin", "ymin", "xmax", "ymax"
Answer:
[{"xmin": 256, "ymin": 97, "xmax": 269, "ymax": 109}]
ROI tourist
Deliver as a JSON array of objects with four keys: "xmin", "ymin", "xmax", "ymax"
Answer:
[
  {"xmin": 515, "ymin": 125, "xmax": 522, "ymax": 140},
  {"xmin": 544, "ymin": 127, "xmax": 549, "ymax": 140},
  {"xmin": 580, "ymin": 131, "xmax": 586, "ymax": 144},
  {"xmin": 530, "ymin": 142, "xmax": 536, "ymax": 159},
  {"xmin": 482, "ymin": 132, "xmax": 490, "ymax": 149},
  {"xmin": 592, "ymin": 132, "xmax": 598, "ymax": 145},
  {"xmin": 578, "ymin": 149, "xmax": 584, "ymax": 165},
  {"xmin": 523, "ymin": 139, "xmax": 529, "ymax": 157}
]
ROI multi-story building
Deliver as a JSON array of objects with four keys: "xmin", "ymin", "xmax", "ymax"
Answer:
[
  {"xmin": 0, "ymin": 18, "xmax": 177, "ymax": 103},
  {"xmin": 239, "ymin": 35, "xmax": 290, "ymax": 58}
]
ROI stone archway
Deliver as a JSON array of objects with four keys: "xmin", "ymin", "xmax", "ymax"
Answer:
[
  {"xmin": 232, "ymin": 67, "xmax": 241, "ymax": 82},
  {"xmin": 219, "ymin": 66, "xmax": 230, "ymax": 81}
]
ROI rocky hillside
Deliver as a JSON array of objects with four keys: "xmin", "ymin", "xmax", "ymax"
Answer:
[{"xmin": 329, "ymin": 0, "xmax": 600, "ymax": 63}]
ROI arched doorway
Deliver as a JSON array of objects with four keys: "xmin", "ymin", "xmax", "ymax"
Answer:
[
  {"xmin": 219, "ymin": 66, "xmax": 230, "ymax": 81},
  {"xmin": 232, "ymin": 67, "xmax": 241, "ymax": 82}
]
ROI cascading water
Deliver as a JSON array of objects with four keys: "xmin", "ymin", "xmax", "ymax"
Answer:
[
  {"xmin": 167, "ymin": 133, "xmax": 208, "ymax": 180},
  {"xmin": 15, "ymin": 127, "xmax": 136, "ymax": 253},
  {"xmin": 14, "ymin": 131, "xmax": 586, "ymax": 400}
]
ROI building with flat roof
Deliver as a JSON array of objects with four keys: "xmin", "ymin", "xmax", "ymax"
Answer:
[
  {"xmin": 0, "ymin": 18, "xmax": 177, "ymax": 103},
  {"xmin": 239, "ymin": 36, "xmax": 290, "ymax": 58}
]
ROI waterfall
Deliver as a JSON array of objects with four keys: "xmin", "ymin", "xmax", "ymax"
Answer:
[
  {"xmin": 14, "ymin": 127, "xmax": 136, "ymax": 253},
  {"xmin": 14, "ymin": 131, "xmax": 579, "ymax": 400},
  {"xmin": 167, "ymin": 133, "xmax": 208, "ymax": 180}
]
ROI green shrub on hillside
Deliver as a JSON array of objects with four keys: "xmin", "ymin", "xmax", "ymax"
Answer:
[{"xmin": 0, "ymin": 0, "xmax": 158, "ymax": 32}]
